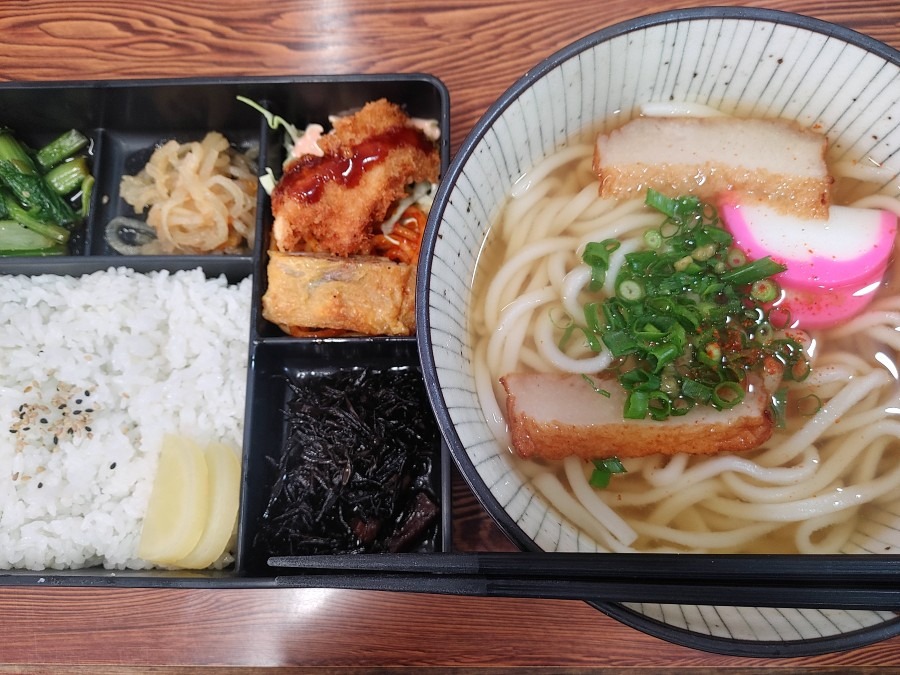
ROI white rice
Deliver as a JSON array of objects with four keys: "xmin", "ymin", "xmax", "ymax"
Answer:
[{"xmin": 0, "ymin": 267, "xmax": 251, "ymax": 571}]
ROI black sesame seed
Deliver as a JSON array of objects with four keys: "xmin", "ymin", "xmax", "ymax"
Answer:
[
  {"xmin": 85, "ymin": 426, "xmax": 92, "ymax": 432},
  {"xmin": 73, "ymin": 410, "xmax": 81, "ymax": 415},
  {"xmin": 110, "ymin": 462, "xmax": 117, "ymax": 470},
  {"xmin": 75, "ymin": 399, "xmax": 83, "ymax": 405},
  {"xmin": 22, "ymin": 426, "xmax": 30, "ymax": 431},
  {"xmin": 40, "ymin": 418, "xmax": 48, "ymax": 424},
  {"xmin": 84, "ymin": 390, "xmax": 90, "ymax": 397},
  {"xmin": 85, "ymin": 408, "xmax": 94, "ymax": 413},
  {"xmin": 9, "ymin": 429, "xmax": 16, "ymax": 434},
  {"xmin": 53, "ymin": 436, "xmax": 58, "ymax": 445},
  {"xmin": 58, "ymin": 404, "xmax": 66, "ymax": 410},
  {"xmin": 37, "ymin": 482, "xmax": 43, "ymax": 488}
]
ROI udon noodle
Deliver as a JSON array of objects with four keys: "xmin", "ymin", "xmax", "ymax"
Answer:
[{"xmin": 471, "ymin": 120, "xmax": 900, "ymax": 555}]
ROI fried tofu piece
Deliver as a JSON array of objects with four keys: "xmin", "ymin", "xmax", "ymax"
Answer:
[
  {"xmin": 271, "ymin": 99, "xmax": 440, "ymax": 256},
  {"xmin": 501, "ymin": 373, "xmax": 774, "ymax": 460},
  {"xmin": 594, "ymin": 116, "xmax": 830, "ymax": 218},
  {"xmin": 262, "ymin": 251, "xmax": 416, "ymax": 336}
]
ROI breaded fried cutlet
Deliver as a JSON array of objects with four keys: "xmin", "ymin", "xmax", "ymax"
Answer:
[{"xmin": 271, "ymin": 99, "xmax": 440, "ymax": 256}]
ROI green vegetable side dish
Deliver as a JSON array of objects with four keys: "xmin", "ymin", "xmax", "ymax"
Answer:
[
  {"xmin": 574, "ymin": 188, "xmax": 810, "ymax": 425},
  {"xmin": 0, "ymin": 127, "xmax": 94, "ymax": 256}
]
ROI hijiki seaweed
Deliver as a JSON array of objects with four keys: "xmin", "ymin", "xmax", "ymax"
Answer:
[{"xmin": 256, "ymin": 367, "xmax": 440, "ymax": 556}]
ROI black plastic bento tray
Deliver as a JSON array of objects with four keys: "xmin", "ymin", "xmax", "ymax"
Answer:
[{"xmin": 0, "ymin": 74, "xmax": 453, "ymax": 588}]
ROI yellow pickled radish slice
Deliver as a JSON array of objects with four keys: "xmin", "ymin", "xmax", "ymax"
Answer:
[
  {"xmin": 174, "ymin": 441, "xmax": 241, "ymax": 569},
  {"xmin": 137, "ymin": 434, "xmax": 209, "ymax": 565}
]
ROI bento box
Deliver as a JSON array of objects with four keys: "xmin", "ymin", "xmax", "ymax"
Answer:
[{"xmin": 0, "ymin": 74, "xmax": 452, "ymax": 587}]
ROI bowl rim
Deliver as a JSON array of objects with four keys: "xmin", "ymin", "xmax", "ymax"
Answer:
[{"xmin": 416, "ymin": 5, "xmax": 900, "ymax": 657}]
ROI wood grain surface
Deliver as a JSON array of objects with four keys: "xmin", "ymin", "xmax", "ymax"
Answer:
[{"xmin": 2, "ymin": 0, "xmax": 900, "ymax": 670}]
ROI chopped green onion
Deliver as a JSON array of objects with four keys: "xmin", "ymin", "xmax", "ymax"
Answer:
[
  {"xmin": 623, "ymin": 390, "xmax": 649, "ymax": 419},
  {"xmin": 578, "ymin": 191, "xmax": 809, "ymax": 423},
  {"xmin": 789, "ymin": 357, "xmax": 812, "ymax": 382},
  {"xmin": 620, "ymin": 369, "xmax": 661, "ymax": 392},
  {"xmin": 682, "ymin": 378, "xmax": 713, "ymax": 404},
  {"xmin": 581, "ymin": 374, "xmax": 611, "ymax": 398},
  {"xmin": 589, "ymin": 457, "xmax": 627, "ymax": 489},
  {"xmin": 582, "ymin": 239, "xmax": 620, "ymax": 290},
  {"xmin": 645, "ymin": 188, "xmax": 677, "ymax": 216},
  {"xmin": 579, "ymin": 326, "xmax": 604, "ymax": 352},
  {"xmin": 767, "ymin": 306, "xmax": 793, "ymax": 330},
  {"xmin": 557, "ymin": 322, "xmax": 577, "ymax": 350},
  {"xmin": 754, "ymin": 321, "xmax": 775, "ymax": 345},
  {"xmin": 601, "ymin": 329, "xmax": 638, "ymax": 357},
  {"xmin": 616, "ymin": 278, "xmax": 645, "ymax": 302},
  {"xmin": 727, "ymin": 248, "xmax": 747, "ymax": 268},
  {"xmin": 584, "ymin": 302, "xmax": 604, "ymax": 334},
  {"xmin": 796, "ymin": 393, "xmax": 823, "ymax": 416},
  {"xmin": 711, "ymin": 381, "xmax": 745, "ymax": 409},
  {"xmin": 670, "ymin": 398, "xmax": 695, "ymax": 416},
  {"xmin": 750, "ymin": 278, "xmax": 780, "ymax": 303},
  {"xmin": 647, "ymin": 341, "xmax": 680, "ymax": 372},
  {"xmin": 647, "ymin": 391, "xmax": 672, "ymax": 421},
  {"xmin": 771, "ymin": 387, "xmax": 789, "ymax": 428},
  {"xmin": 644, "ymin": 188, "xmax": 701, "ymax": 223},
  {"xmin": 720, "ymin": 256, "xmax": 787, "ymax": 286},
  {"xmin": 643, "ymin": 229, "xmax": 662, "ymax": 249}
]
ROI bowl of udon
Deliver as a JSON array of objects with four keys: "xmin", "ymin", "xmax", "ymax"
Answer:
[{"xmin": 417, "ymin": 6, "xmax": 900, "ymax": 655}]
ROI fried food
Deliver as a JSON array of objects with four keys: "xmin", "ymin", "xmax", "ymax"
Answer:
[
  {"xmin": 262, "ymin": 251, "xmax": 416, "ymax": 336},
  {"xmin": 594, "ymin": 116, "xmax": 830, "ymax": 218},
  {"xmin": 270, "ymin": 99, "xmax": 440, "ymax": 256},
  {"xmin": 501, "ymin": 373, "xmax": 774, "ymax": 460}
]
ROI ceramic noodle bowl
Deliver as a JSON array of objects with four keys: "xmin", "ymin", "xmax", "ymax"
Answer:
[{"xmin": 417, "ymin": 7, "xmax": 900, "ymax": 656}]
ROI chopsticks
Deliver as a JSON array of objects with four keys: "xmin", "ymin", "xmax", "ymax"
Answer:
[{"xmin": 268, "ymin": 552, "xmax": 900, "ymax": 610}]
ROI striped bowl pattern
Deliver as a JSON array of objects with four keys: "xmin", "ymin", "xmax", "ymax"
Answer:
[{"xmin": 417, "ymin": 7, "xmax": 900, "ymax": 656}]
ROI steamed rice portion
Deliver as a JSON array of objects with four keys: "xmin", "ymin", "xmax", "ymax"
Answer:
[{"xmin": 0, "ymin": 267, "xmax": 251, "ymax": 570}]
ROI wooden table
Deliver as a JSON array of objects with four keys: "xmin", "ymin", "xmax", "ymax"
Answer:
[{"xmin": 2, "ymin": 0, "xmax": 900, "ymax": 670}]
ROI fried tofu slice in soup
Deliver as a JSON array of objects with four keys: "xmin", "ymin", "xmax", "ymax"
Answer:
[
  {"xmin": 501, "ymin": 373, "xmax": 775, "ymax": 460},
  {"xmin": 593, "ymin": 116, "xmax": 830, "ymax": 218},
  {"xmin": 270, "ymin": 99, "xmax": 441, "ymax": 256}
]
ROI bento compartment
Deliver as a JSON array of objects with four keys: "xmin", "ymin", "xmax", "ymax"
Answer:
[
  {"xmin": 0, "ymin": 124, "xmax": 96, "ymax": 258},
  {"xmin": 238, "ymin": 339, "xmax": 445, "ymax": 575},
  {"xmin": 92, "ymin": 126, "xmax": 262, "ymax": 257},
  {"xmin": 0, "ymin": 262, "xmax": 252, "ymax": 577},
  {"xmin": 247, "ymin": 81, "xmax": 449, "ymax": 341}
]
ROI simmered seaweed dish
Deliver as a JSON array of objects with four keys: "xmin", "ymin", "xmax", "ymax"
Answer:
[{"xmin": 255, "ymin": 367, "xmax": 441, "ymax": 556}]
